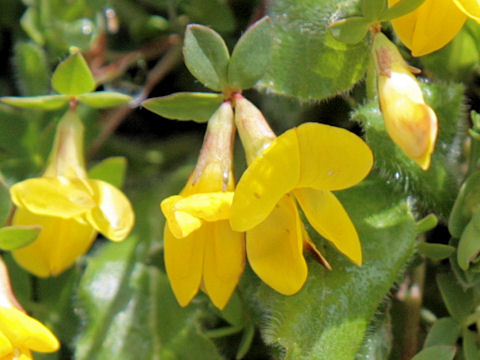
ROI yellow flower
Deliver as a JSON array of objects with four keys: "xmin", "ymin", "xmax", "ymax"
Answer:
[
  {"xmin": 10, "ymin": 110, "xmax": 134, "ymax": 277},
  {"xmin": 230, "ymin": 97, "xmax": 373, "ymax": 295},
  {"xmin": 161, "ymin": 102, "xmax": 245, "ymax": 309},
  {"xmin": 372, "ymin": 32, "xmax": 438, "ymax": 170},
  {"xmin": 389, "ymin": 0, "xmax": 480, "ymax": 56},
  {"xmin": 0, "ymin": 258, "xmax": 59, "ymax": 359}
]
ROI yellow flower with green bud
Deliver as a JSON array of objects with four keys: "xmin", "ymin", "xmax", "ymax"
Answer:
[
  {"xmin": 0, "ymin": 259, "xmax": 59, "ymax": 359},
  {"xmin": 10, "ymin": 109, "xmax": 134, "ymax": 277},
  {"xmin": 372, "ymin": 32, "xmax": 438, "ymax": 170},
  {"xmin": 389, "ymin": 0, "xmax": 480, "ymax": 56},
  {"xmin": 230, "ymin": 96, "xmax": 373, "ymax": 295},
  {"xmin": 161, "ymin": 101, "xmax": 245, "ymax": 309}
]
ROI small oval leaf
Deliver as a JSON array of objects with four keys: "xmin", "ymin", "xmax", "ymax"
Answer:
[
  {"xmin": 0, "ymin": 225, "xmax": 41, "ymax": 250},
  {"xmin": 424, "ymin": 317, "xmax": 461, "ymax": 347},
  {"xmin": 228, "ymin": 17, "xmax": 273, "ymax": 90},
  {"xmin": 183, "ymin": 24, "xmax": 230, "ymax": 91},
  {"xmin": 77, "ymin": 92, "xmax": 132, "ymax": 108},
  {"xmin": 362, "ymin": 0, "xmax": 386, "ymax": 20},
  {"xmin": 88, "ymin": 157, "xmax": 127, "ymax": 189},
  {"xmin": 436, "ymin": 272, "xmax": 474, "ymax": 322},
  {"xmin": 449, "ymin": 170, "xmax": 480, "ymax": 238},
  {"xmin": 51, "ymin": 52, "xmax": 96, "ymax": 95},
  {"xmin": 1, "ymin": 95, "xmax": 69, "ymax": 110},
  {"xmin": 142, "ymin": 92, "xmax": 223, "ymax": 122},
  {"xmin": 457, "ymin": 211, "xmax": 480, "ymax": 270},
  {"xmin": 418, "ymin": 243, "xmax": 455, "ymax": 261},
  {"xmin": 329, "ymin": 17, "xmax": 371, "ymax": 45},
  {"xmin": 411, "ymin": 345, "xmax": 456, "ymax": 360}
]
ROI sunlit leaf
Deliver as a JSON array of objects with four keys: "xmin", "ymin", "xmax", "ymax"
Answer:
[
  {"xmin": 1, "ymin": 95, "xmax": 69, "ymax": 110},
  {"xmin": 77, "ymin": 92, "xmax": 132, "ymax": 108},
  {"xmin": 142, "ymin": 92, "xmax": 223, "ymax": 122},
  {"xmin": 51, "ymin": 52, "xmax": 96, "ymax": 95},
  {"xmin": 228, "ymin": 17, "xmax": 273, "ymax": 90},
  {"xmin": 183, "ymin": 24, "xmax": 230, "ymax": 91},
  {"xmin": 0, "ymin": 225, "xmax": 40, "ymax": 250},
  {"xmin": 329, "ymin": 17, "xmax": 371, "ymax": 45}
]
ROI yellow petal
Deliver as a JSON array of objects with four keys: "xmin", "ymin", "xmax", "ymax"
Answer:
[
  {"xmin": 295, "ymin": 123, "xmax": 373, "ymax": 191},
  {"xmin": 294, "ymin": 188, "xmax": 362, "ymax": 265},
  {"xmin": 246, "ymin": 195, "xmax": 307, "ymax": 295},
  {"xmin": 161, "ymin": 195, "xmax": 202, "ymax": 239},
  {"xmin": 230, "ymin": 129, "xmax": 300, "ymax": 232},
  {"xmin": 0, "ymin": 331, "xmax": 13, "ymax": 357},
  {"xmin": 203, "ymin": 221, "xmax": 245, "ymax": 309},
  {"xmin": 10, "ymin": 177, "xmax": 95, "ymax": 218},
  {"xmin": 86, "ymin": 180, "xmax": 134, "ymax": 242},
  {"xmin": 0, "ymin": 306, "xmax": 59, "ymax": 353},
  {"xmin": 390, "ymin": 0, "xmax": 466, "ymax": 56},
  {"xmin": 162, "ymin": 192, "xmax": 234, "ymax": 239},
  {"xmin": 454, "ymin": 0, "xmax": 480, "ymax": 21},
  {"xmin": 164, "ymin": 224, "xmax": 205, "ymax": 307},
  {"xmin": 12, "ymin": 208, "xmax": 96, "ymax": 277}
]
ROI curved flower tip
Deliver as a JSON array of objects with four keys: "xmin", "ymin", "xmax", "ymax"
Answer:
[
  {"xmin": 0, "ymin": 306, "xmax": 59, "ymax": 358},
  {"xmin": 389, "ymin": 0, "xmax": 467, "ymax": 56}
]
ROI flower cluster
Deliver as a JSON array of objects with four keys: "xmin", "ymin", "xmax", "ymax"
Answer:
[
  {"xmin": 10, "ymin": 109, "xmax": 134, "ymax": 277},
  {"xmin": 161, "ymin": 95, "xmax": 373, "ymax": 308},
  {"xmin": 0, "ymin": 260, "xmax": 59, "ymax": 359}
]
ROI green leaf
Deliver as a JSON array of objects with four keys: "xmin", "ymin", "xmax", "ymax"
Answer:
[
  {"xmin": 77, "ymin": 92, "xmax": 132, "ymax": 108},
  {"xmin": 355, "ymin": 311, "xmax": 392, "ymax": 360},
  {"xmin": 449, "ymin": 171, "xmax": 480, "ymax": 238},
  {"xmin": 0, "ymin": 225, "xmax": 40, "ymax": 250},
  {"xmin": 362, "ymin": 0, "xmax": 386, "ymax": 20},
  {"xmin": 51, "ymin": 52, "xmax": 96, "ymax": 95},
  {"xmin": 88, "ymin": 157, "xmax": 127, "ymax": 188},
  {"xmin": 1, "ymin": 95, "xmax": 69, "ymax": 110},
  {"xmin": 353, "ymin": 81, "xmax": 467, "ymax": 220},
  {"xmin": 142, "ymin": 92, "xmax": 223, "ymax": 122},
  {"xmin": 411, "ymin": 346, "xmax": 456, "ymax": 360},
  {"xmin": 183, "ymin": 24, "xmax": 230, "ymax": 91},
  {"xmin": 436, "ymin": 273, "xmax": 474, "ymax": 322},
  {"xmin": 260, "ymin": 0, "xmax": 369, "ymax": 100},
  {"xmin": 379, "ymin": 0, "xmax": 426, "ymax": 21},
  {"xmin": 75, "ymin": 237, "xmax": 223, "ymax": 360},
  {"xmin": 462, "ymin": 328, "xmax": 478, "ymax": 360},
  {"xmin": 457, "ymin": 211, "xmax": 480, "ymax": 270},
  {"xmin": 424, "ymin": 317, "xmax": 461, "ymax": 347},
  {"xmin": 14, "ymin": 42, "xmax": 50, "ymax": 96},
  {"xmin": 228, "ymin": 17, "xmax": 273, "ymax": 90},
  {"xmin": 417, "ymin": 243, "xmax": 455, "ymax": 261},
  {"xmin": 254, "ymin": 174, "xmax": 417, "ymax": 359},
  {"xmin": 0, "ymin": 180, "xmax": 11, "ymax": 226},
  {"xmin": 329, "ymin": 17, "xmax": 371, "ymax": 45}
]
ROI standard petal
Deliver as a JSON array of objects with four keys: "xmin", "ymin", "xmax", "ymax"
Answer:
[
  {"xmin": 296, "ymin": 123, "xmax": 373, "ymax": 191},
  {"xmin": 0, "ymin": 306, "xmax": 59, "ymax": 353},
  {"xmin": 10, "ymin": 177, "xmax": 95, "ymax": 218},
  {"xmin": 454, "ymin": 0, "xmax": 480, "ymax": 21},
  {"xmin": 295, "ymin": 188, "xmax": 362, "ymax": 265},
  {"xmin": 230, "ymin": 129, "xmax": 300, "ymax": 232},
  {"xmin": 203, "ymin": 221, "xmax": 245, "ymax": 309},
  {"xmin": 246, "ymin": 195, "xmax": 307, "ymax": 295},
  {"xmin": 12, "ymin": 208, "xmax": 96, "ymax": 277},
  {"xmin": 164, "ymin": 224, "xmax": 205, "ymax": 307},
  {"xmin": 86, "ymin": 180, "xmax": 134, "ymax": 242},
  {"xmin": 411, "ymin": 0, "xmax": 466, "ymax": 56}
]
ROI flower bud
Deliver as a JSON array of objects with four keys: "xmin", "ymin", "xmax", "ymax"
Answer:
[{"xmin": 372, "ymin": 32, "xmax": 438, "ymax": 170}]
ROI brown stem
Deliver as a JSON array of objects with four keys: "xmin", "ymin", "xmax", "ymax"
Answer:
[{"xmin": 87, "ymin": 44, "xmax": 183, "ymax": 159}]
